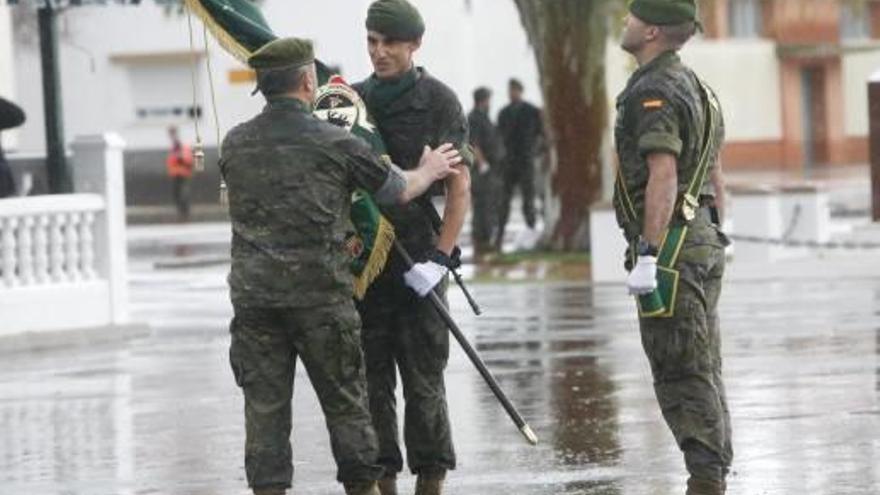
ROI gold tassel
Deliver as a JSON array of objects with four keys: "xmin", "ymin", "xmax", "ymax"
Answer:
[
  {"xmin": 193, "ymin": 139, "xmax": 206, "ymax": 172},
  {"xmin": 219, "ymin": 179, "xmax": 229, "ymax": 208},
  {"xmin": 353, "ymin": 217, "xmax": 395, "ymax": 300}
]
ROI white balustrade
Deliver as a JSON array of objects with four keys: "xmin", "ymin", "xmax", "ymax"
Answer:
[
  {"xmin": 65, "ymin": 212, "xmax": 82, "ymax": 282},
  {"xmin": 34, "ymin": 215, "xmax": 50, "ymax": 284},
  {"xmin": 50, "ymin": 213, "xmax": 67, "ymax": 283},
  {"xmin": 80, "ymin": 212, "xmax": 96, "ymax": 281},
  {"xmin": 0, "ymin": 195, "xmax": 105, "ymax": 289},
  {"xmin": 2, "ymin": 217, "xmax": 18, "ymax": 288},
  {"xmin": 0, "ymin": 133, "xmax": 126, "ymax": 336},
  {"xmin": 17, "ymin": 216, "xmax": 34, "ymax": 285}
]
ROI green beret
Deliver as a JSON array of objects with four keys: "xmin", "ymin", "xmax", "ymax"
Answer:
[
  {"xmin": 247, "ymin": 37, "xmax": 315, "ymax": 70},
  {"xmin": 629, "ymin": 0, "xmax": 697, "ymax": 25},
  {"xmin": 366, "ymin": 0, "xmax": 425, "ymax": 40}
]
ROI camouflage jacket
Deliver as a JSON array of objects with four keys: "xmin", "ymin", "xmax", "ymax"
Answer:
[
  {"xmin": 353, "ymin": 67, "xmax": 470, "ymax": 263},
  {"xmin": 468, "ymin": 107, "xmax": 505, "ymax": 167},
  {"xmin": 220, "ymin": 97, "xmax": 395, "ymax": 308},
  {"xmin": 613, "ymin": 50, "xmax": 725, "ymax": 240}
]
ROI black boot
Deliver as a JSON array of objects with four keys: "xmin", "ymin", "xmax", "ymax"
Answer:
[
  {"xmin": 343, "ymin": 480, "xmax": 380, "ymax": 495},
  {"xmin": 377, "ymin": 475, "xmax": 397, "ymax": 495},
  {"xmin": 414, "ymin": 473, "xmax": 444, "ymax": 495},
  {"xmin": 686, "ymin": 477, "xmax": 725, "ymax": 495},
  {"xmin": 253, "ymin": 487, "xmax": 285, "ymax": 495}
]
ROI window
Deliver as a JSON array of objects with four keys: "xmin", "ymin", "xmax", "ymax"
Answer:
[
  {"xmin": 728, "ymin": 0, "xmax": 763, "ymax": 38},
  {"xmin": 126, "ymin": 61, "xmax": 202, "ymax": 124},
  {"xmin": 840, "ymin": 1, "xmax": 871, "ymax": 41}
]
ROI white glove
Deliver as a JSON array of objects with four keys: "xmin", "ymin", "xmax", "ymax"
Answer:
[
  {"xmin": 627, "ymin": 255, "xmax": 658, "ymax": 295},
  {"xmin": 404, "ymin": 261, "xmax": 449, "ymax": 297}
]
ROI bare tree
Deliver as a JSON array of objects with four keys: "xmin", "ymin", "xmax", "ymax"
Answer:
[{"xmin": 512, "ymin": 0, "xmax": 624, "ymax": 250}]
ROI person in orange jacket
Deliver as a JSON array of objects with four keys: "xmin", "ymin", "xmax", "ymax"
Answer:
[{"xmin": 166, "ymin": 125, "xmax": 194, "ymax": 221}]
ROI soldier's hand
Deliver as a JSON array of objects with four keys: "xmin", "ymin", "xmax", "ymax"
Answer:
[
  {"xmin": 419, "ymin": 144, "xmax": 462, "ymax": 181},
  {"xmin": 626, "ymin": 255, "xmax": 658, "ymax": 295}
]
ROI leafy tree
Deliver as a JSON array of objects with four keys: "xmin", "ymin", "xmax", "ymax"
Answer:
[{"xmin": 512, "ymin": 0, "xmax": 625, "ymax": 250}]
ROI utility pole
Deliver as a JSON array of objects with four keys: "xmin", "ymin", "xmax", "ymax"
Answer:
[{"xmin": 38, "ymin": 1, "xmax": 71, "ymax": 193}]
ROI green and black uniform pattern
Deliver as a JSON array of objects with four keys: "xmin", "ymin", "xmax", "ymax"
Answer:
[
  {"xmin": 222, "ymin": 97, "xmax": 398, "ymax": 489},
  {"xmin": 468, "ymin": 106, "xmax": 505, "ymax": 253},
  {"xmin": 353, "ymin": 67, "xmax": 469, "ymax": 477},
  {"xmin": 613, "ymin": 50, "xmax": 733, "ymax": 482}
]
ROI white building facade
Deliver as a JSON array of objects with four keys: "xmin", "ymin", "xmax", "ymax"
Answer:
[
  {"xmin": 9, "ymin": 0, "xmax": 540, "ymax": 154},
  {"xmin": 7, "ymin": 0, "xmax": 880, "ymax": 172}
]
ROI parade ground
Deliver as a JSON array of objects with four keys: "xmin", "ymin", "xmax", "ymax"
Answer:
[{"xmin": 1, "ymin": 213, "xmax": 879, "ymax": 495}]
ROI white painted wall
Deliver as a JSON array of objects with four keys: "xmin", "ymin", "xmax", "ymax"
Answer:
[
  {"xmin": 12, "ymin": 2, "xmax": 851, "ymax": 158},
  {"xmin": 10, "ymin": 0, "xmax": 541, "ymax": 155},
  {"xmin": 0, "ymin": 4, "xmax": 17, "ymax": 151},
  {"xmin": 606, "ymin": 38, "xmax": 783, "ymax": 143},
  {"xmin": 842, "ymin": 46, "xmax": 880, "ymax": 137},
  {"xmin": 681, "ymin": 39, "xmax": 783, "ymax": 141}
]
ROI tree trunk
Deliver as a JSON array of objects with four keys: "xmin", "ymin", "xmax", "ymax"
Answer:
[{"xmin": 513, "ymin": 0, "xmax": 622, "ymax": 250}]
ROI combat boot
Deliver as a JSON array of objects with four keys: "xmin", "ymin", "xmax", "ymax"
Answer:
[
  {"xmin": 377, "ymin": 475, "xmax": 398, "ymax": 495},
  {"xmin": 685, "ymin": 477, "xmax": 725, "ymax": 495},
  {"xmin": 343, "ymin": 480, "xmax": 380, "ymax": 495},
  {"xmin": 253, "ymin": 487, "xmax": 285, "ymax": 495},
  {"xmin": 414, "ymin": 474, "xmax": 444, "ymax": 495}
]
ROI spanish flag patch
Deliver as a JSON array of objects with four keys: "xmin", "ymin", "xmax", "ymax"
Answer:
[{"xmin": 642, "ymin": 99, "xmax": 664, "ymax": 109}]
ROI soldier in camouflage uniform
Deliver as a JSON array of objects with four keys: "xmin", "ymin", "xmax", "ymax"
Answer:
[
  {"xmin": 221, "ymin": 37, "xmax": 462, "ymax": 495},
  {"xmin": 468, "ymin": 87, "xmax": 505, "ymax": 259},
  {"xmin": 352, "ymin": 1, "xmax": 472, "ymax": 494},
  {"xmin": 613, "ymin": 1, "xmax": 733, "ymax": 494}
]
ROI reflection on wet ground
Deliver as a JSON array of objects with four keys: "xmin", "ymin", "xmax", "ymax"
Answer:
[{"xmin": 1, "ymin": 258, "xmax": 879, "ymax": 494}]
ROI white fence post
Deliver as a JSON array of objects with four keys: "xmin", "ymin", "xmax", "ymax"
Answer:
[
  {"xmin": 71, "ymin": 134, "xmax": 129, "ymax": 325},
  {"xmin": 589, "ymin": 200, "xmax": 629, "ymax": 284},
  {"xmin": 730, "ymin": 185, "xmax": 784, "ymax": 263}
]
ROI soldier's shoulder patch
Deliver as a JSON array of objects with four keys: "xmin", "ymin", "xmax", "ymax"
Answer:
[{"xmin": 642, "ymin": 99, "xmax": 664, "ymax": 110}]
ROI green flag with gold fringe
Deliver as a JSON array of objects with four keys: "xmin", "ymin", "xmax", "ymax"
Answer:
[{"xmin": 184, "ymin": 0, "xmax": 395, "ymax": 299}]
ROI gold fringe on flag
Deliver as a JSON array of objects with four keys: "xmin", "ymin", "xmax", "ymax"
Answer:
[
  {"xmin": 353, "ymin": 217, "xmax": 395, "ymax": 300},
  {"xmin": 183, "ymin": 0, "xmax": 254, "ymax": 62}
]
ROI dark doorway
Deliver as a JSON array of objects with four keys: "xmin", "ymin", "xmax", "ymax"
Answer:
[{"xmin": 800, "ymin": 66, "xmax": 829, "ymax": 173}]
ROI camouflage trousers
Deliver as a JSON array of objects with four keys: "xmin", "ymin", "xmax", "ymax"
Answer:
[
  {"xmin": 471, "ymin": 168, "xmax": 501, "ymax": 254},
  {"xmin": 229, "ymin": 301, "xmax": 383, "ymax": 489},
  {"xmin": 357, "ymin": 278, "xmax": 455, "ymax": 477},
  {"xmin": 637, "ymin": 222, "xmax": 734, "ymax": 482}
]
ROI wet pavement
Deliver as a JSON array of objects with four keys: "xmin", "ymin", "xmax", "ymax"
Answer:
[{"xmin": 2, "ymin": 223, "xmax": 880, "ymax": 494}]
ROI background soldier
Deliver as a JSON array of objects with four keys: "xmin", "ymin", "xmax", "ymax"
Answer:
[
  {"xmin": 468, "ymin": 86, "xmax": 505, "ymax": 260},
  {"xmin": 496, "ymin": 78, "xmax": 542, "ymax": 251},
  {"xmin": 613, "ymin": 1, "xmax": 733, "ymax": 494},
  {"xmin": 352, "ymin": 1, "xmax": 472, "ymax": 494},
  {"xmin": 221, "ymin": 37, "xmax": 461, "ymax": 495}
]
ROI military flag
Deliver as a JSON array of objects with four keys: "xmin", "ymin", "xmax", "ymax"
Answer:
[{"xmin": 183, "ymin": 0, "xmax": 395, "ymax": 299}]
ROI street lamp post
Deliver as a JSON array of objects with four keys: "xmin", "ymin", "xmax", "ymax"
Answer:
[{"xmin": 38, "ymin": 2, "xmax": 71, "ymax": 194}]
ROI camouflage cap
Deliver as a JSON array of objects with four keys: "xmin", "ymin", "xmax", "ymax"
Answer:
[
  {"xmin": 629, "ymin": 0, "xmax": 697, "ymax": 25},
  {"xmin": 247, "ymin": 37, "xmax": 315, "ymax": 70},
  {"xmin": 366, "ymin": 0, "xmax": 425, "ymax": 40}
]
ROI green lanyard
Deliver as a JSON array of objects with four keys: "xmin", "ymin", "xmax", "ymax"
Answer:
[{"xmin": 680, "ymin": 77, "xmax": 721, "ymax": 221}]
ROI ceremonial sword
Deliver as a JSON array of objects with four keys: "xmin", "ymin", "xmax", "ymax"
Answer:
[{"xmin": 394, "ymin": 240, "xmax": 538, "ymax": 446}]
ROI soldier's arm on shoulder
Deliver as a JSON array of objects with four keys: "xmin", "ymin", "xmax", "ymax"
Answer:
[
  {"xmin": 436, "ymin": 94, "xmax": 473, "ymax": 168},
  {"xmin": 631, "ymin": 89, "xmax": 682, "ymax": 158},
  {"xmin": 335, "ymin": 133, "xmax": 405, "ymax": 206}
]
